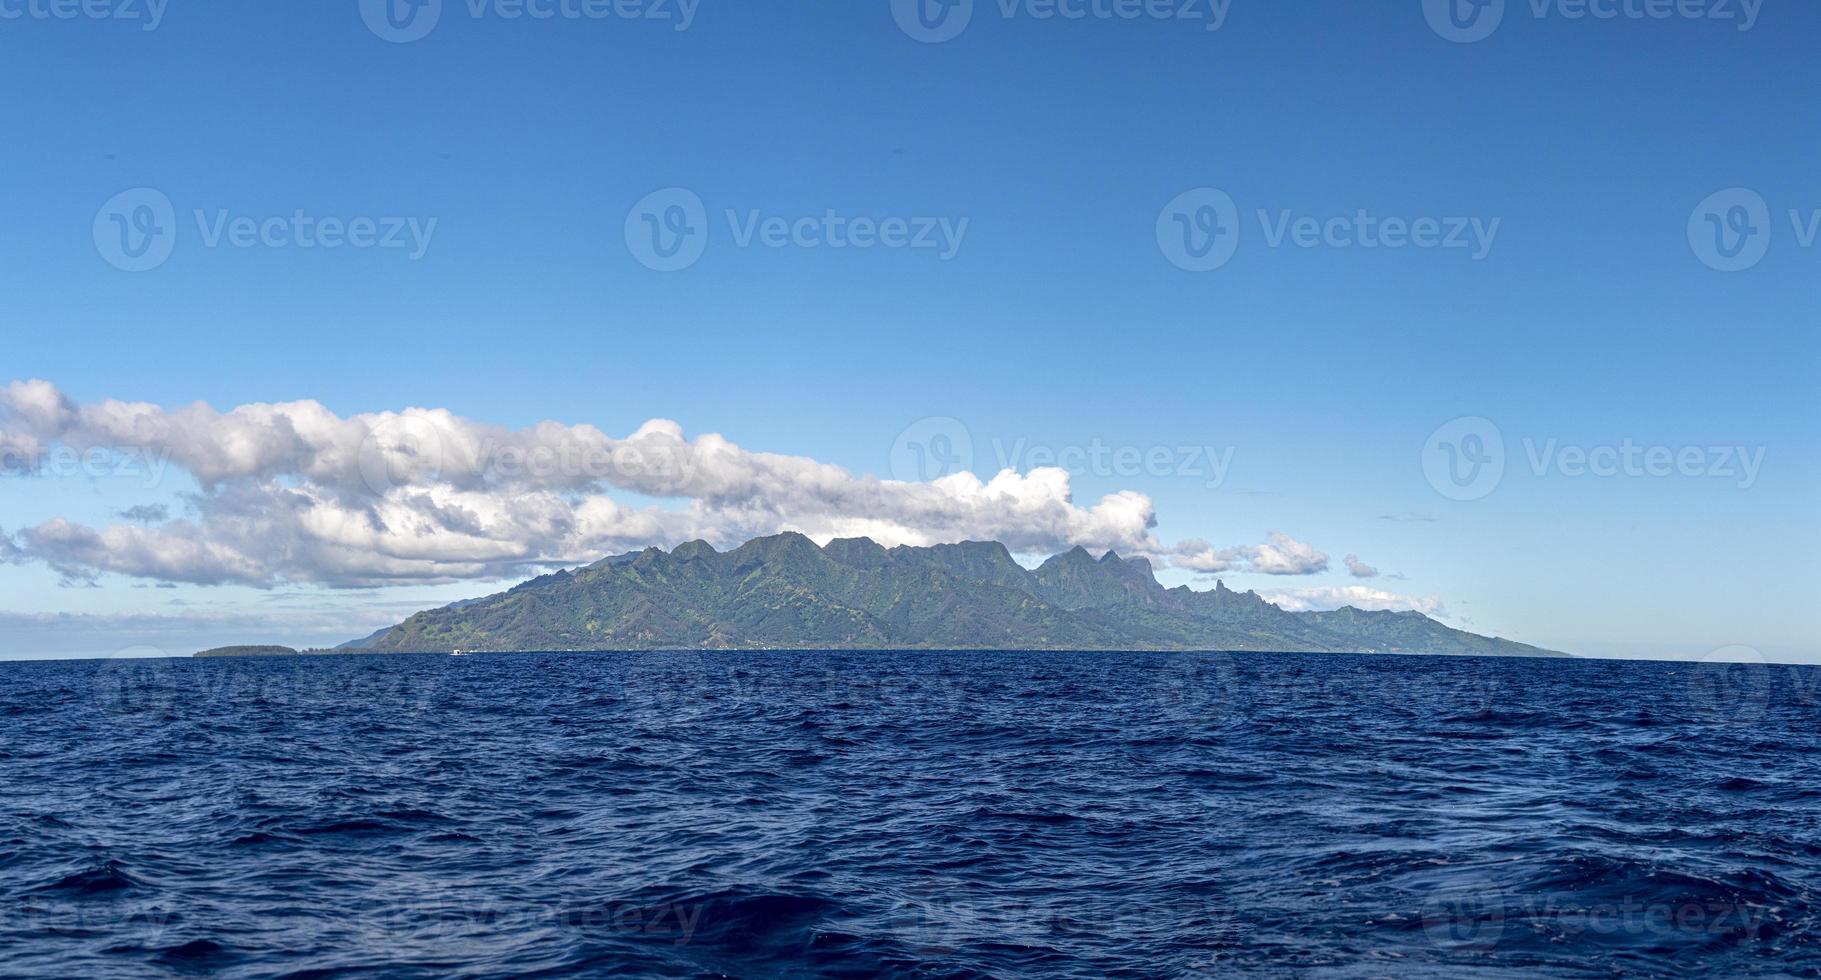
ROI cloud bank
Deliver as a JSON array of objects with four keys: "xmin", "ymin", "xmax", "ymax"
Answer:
[
  {"xmin": 1257, "ymin": 586, "xmax": 1446, "ymax": 616},
  {"xmin": 0, "ymin": 382, "xmax": 1416, "ymax": 606},
  {"xmin": 1, "ymin": 380, "xmax": 1174, "ymax": 587}
]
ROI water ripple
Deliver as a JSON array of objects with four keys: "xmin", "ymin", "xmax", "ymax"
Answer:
[{"xmin": 0, "ymin": 651, "xmax": 1817, "ymax": 977}]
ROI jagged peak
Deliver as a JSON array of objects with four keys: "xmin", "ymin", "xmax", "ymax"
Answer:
[
  {"xmin": 740, "ymin": 530, "xmax": 816, "ymax": 548},
  {"xmin": 924, "ymin": 540, "xmax": 1019, "ymax": 564},
  {"xmin": 671, "ymin": 540, "xmax": 718, "ymax": 560},
  {"xmin": 825, "ymin": 537, "xmax": 892, "ymax": 567},
  {"xmin": 932, "ymin": 539, "xmax": 1007, "ymax": 553},
  {"xmin": 730, "ymin": 531, "xmax": 824, "ymax": 565},
  {"xmin": 587, "ymin": 550, "xmax": 641, "ymax": 570},
  {"xmin": 1046, "ymin": 545, "xmax": 1096, "ymax": 565}
]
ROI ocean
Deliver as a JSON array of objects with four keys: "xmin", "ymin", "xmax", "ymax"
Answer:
[{"xmin": 1, "ymin": 651, "xmax": 1816, "ymax": 977}]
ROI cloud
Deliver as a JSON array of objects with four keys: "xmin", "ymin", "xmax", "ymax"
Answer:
[
  {"xmin": 1257, "ymin": 586, "xmax": 1447, "ymax": 616},
  {"xmin": 1344, "ymin": 554, "xmax": 1379, "ymax": 578},
  {"xmin": 0, "ymin": 380, "xmax": 1166, "ymax": 588},
  {"xmin": 1248, "ymin": 533, "xmax": 1330, "ymax": 575},
  {"xmin": 117, "ymin": 504, "xmax": 171, "ymax": 524},
  {"xmin": 1172, "ymin": 532, "xmax": 1329, "ymax": 576},
  {"xmin": 1378, "ymin": 512, "xmax": 1438, "ymax": 523}
]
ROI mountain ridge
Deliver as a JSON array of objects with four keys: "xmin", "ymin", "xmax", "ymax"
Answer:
[{"xmin": 353, "ymin": 533, "xmax": 1569, "ymax": 658}]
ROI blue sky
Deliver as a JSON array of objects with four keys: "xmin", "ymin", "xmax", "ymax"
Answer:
[{"xmin": 1, "ymin": 0, "xmax": 1816, "ymax": 662}]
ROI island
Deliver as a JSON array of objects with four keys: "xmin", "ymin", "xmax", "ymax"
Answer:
[
  {"xmin": 332, "ymin": 533, "xmax": 1568, "ymax": 657},
  {"xmin": 194, "ymin": 645, "xmax": 301, "ymax": 658}
]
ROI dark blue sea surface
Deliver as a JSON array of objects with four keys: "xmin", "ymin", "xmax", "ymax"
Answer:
[{"xmin": 1, "ymin": 651, "xmax": 1817, "ymax": 978}]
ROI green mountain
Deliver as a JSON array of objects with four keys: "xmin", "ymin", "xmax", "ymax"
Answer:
[{"xmin": 355, "ymin": 533, "xmax": 1568, "ymax": 657}]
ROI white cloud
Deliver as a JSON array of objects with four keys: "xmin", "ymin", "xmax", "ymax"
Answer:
[
  {"xmin": 1172, "ymin": 532, "xmax": 1329, "ymax": 576},
  {"xmin": 1344, "ymin": 554, "xmax": 1379, "ymax": 578},
  {"xmin": 0, "ymin": 380, "xmax": 1165, "ymax": 588},
  {"xmin": 1257, "ymin": 586, "xmax": 1446, "ymax": 616}
]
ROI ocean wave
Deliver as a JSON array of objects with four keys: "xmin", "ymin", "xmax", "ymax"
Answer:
[{"xmin": 1, "ymin": 651, "xmax": 1816, "ymax": 977}]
